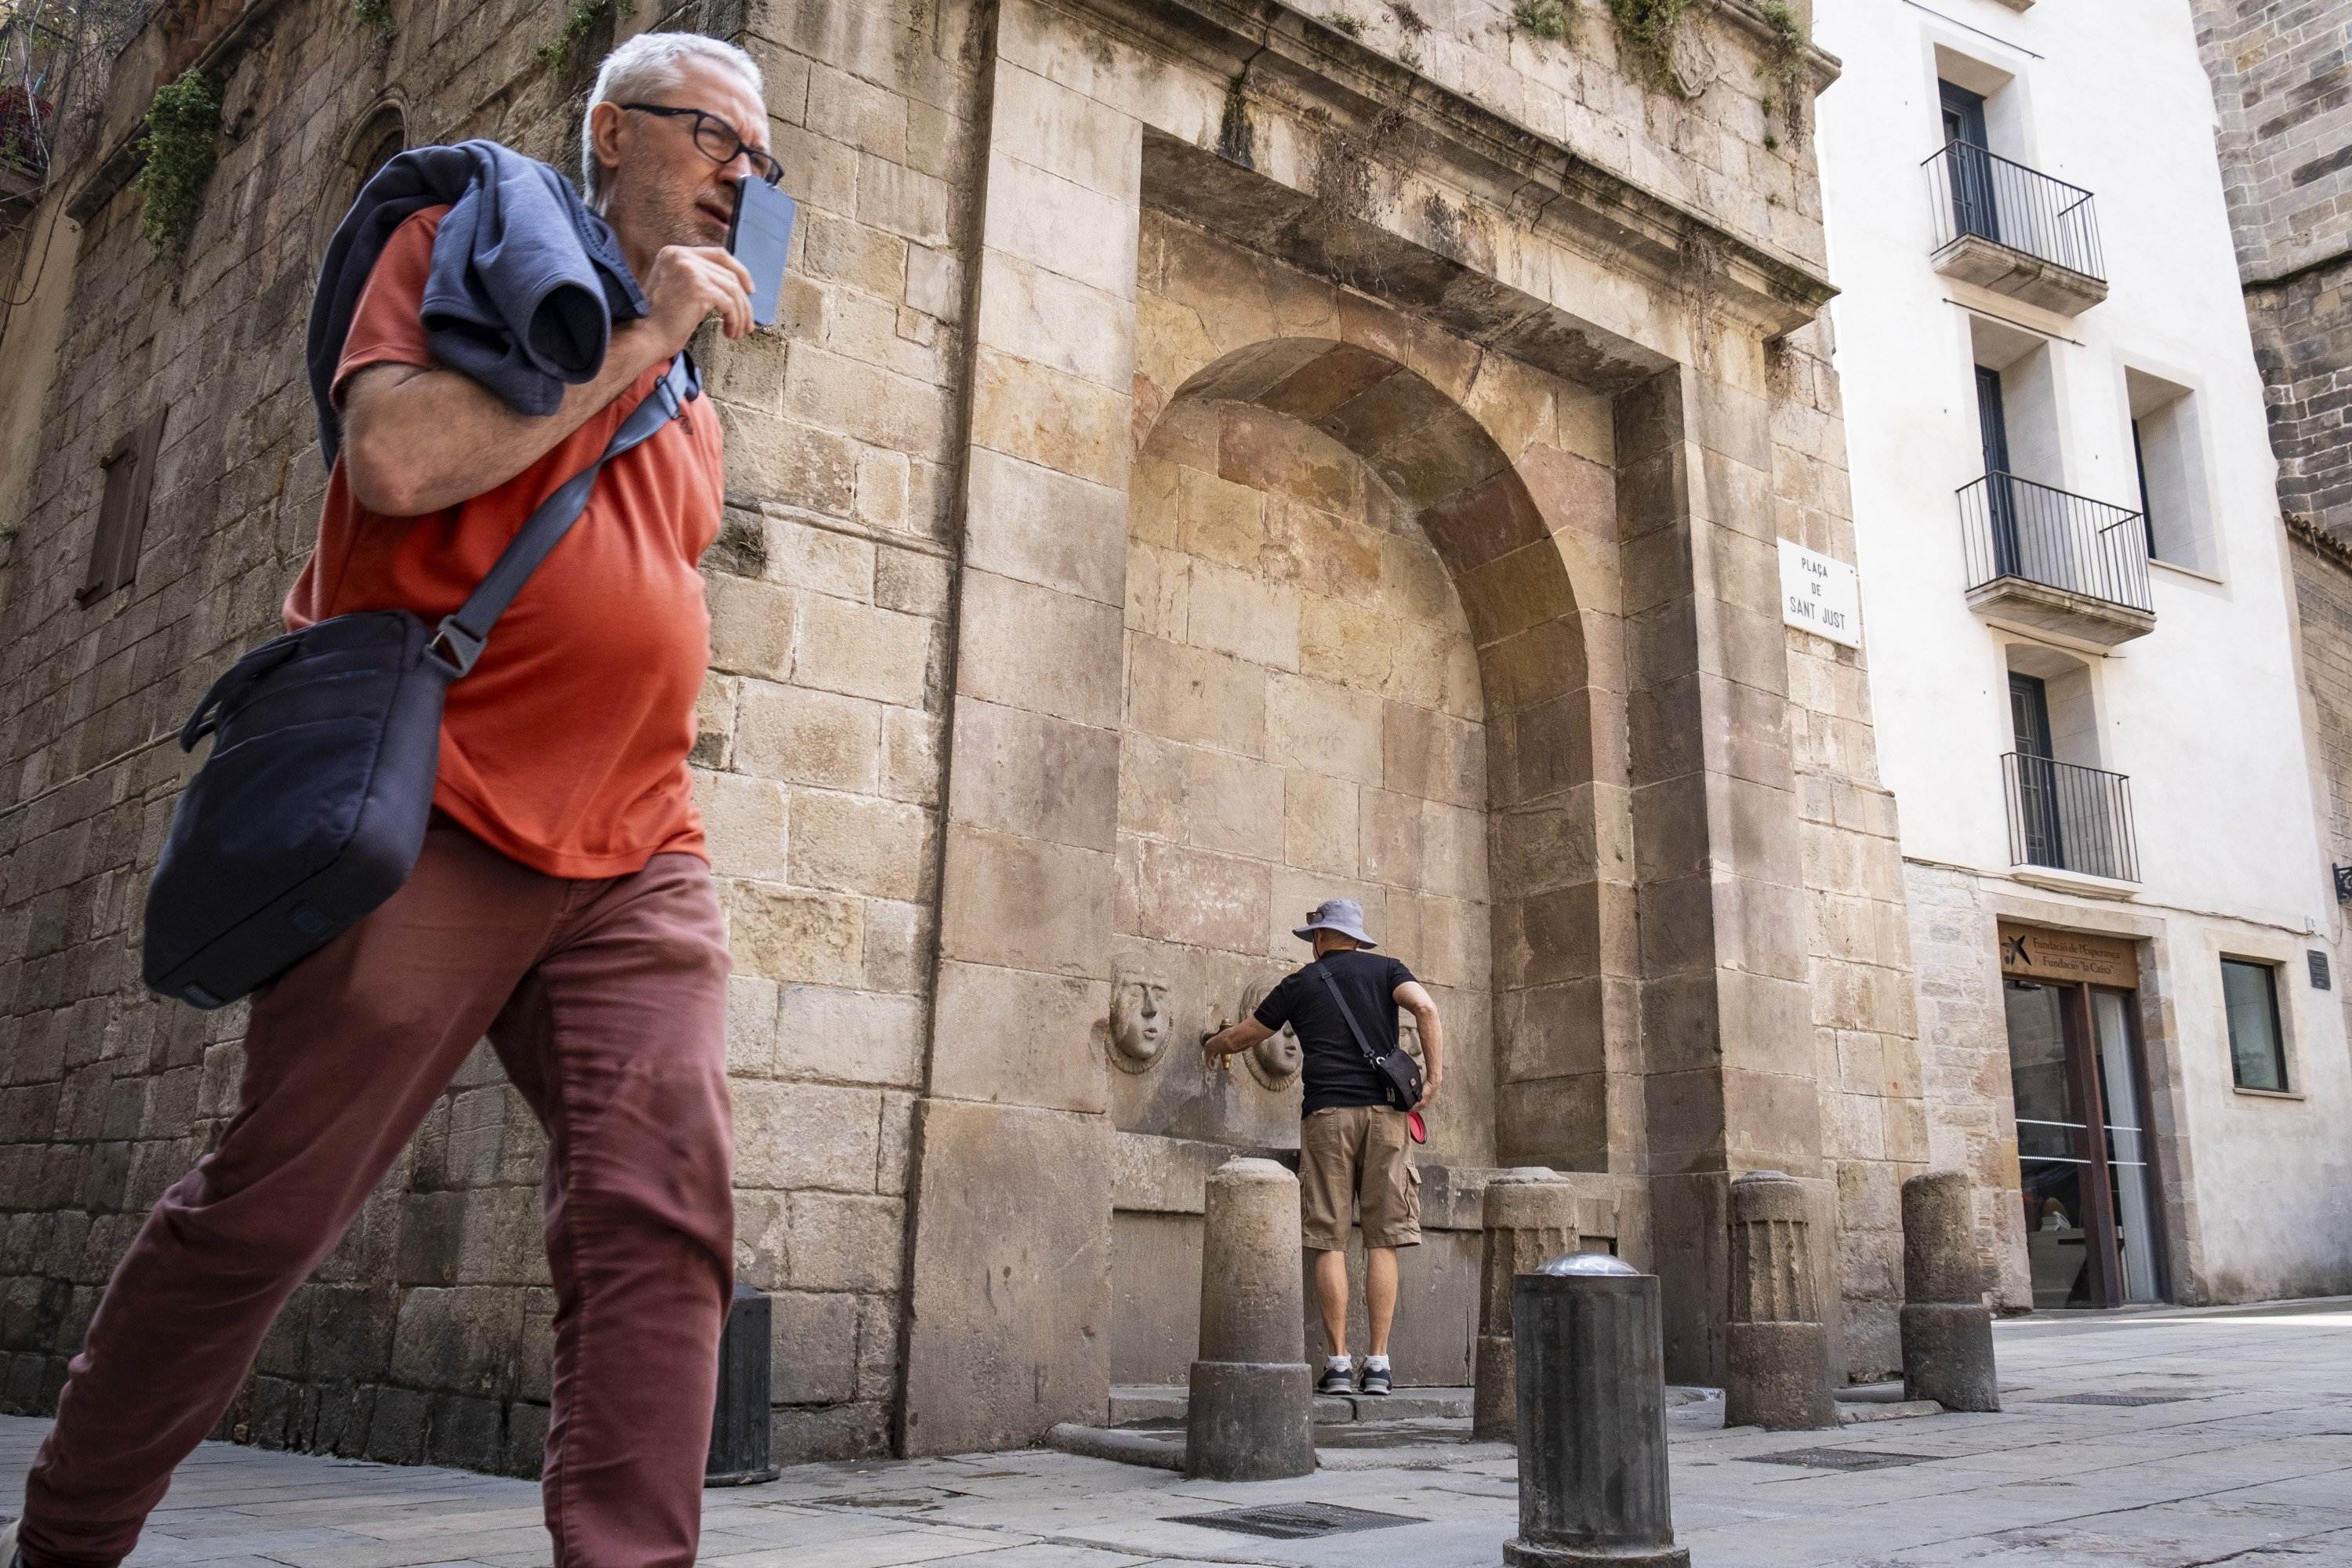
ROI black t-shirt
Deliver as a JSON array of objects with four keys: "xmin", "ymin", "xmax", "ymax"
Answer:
[{"xmin": 1254, "ymin": 949, "xmax": 1417, "ymax": 1116}]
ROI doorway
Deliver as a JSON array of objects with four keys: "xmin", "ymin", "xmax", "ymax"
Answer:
[
  {"xmin": 1999, "ymin": 924, "xmax": 2166, "ymax": 1308},
  {"xmin": 1939, "ymin": 80, "xmax": 2000, "ymax": 245}
]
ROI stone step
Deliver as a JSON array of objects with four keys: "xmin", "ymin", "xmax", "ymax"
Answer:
[
  {"xmin": 1837, "ymin": 1398, "xmax": 1944, "ymax": 1423},
  {"xmin": 1109, "ymin": 1382, "xmax": 1473, "ymax": 1426},
  {"xmin": 1112, "ymin": 1381, "xmax": 1721, "ymax": 1428}
]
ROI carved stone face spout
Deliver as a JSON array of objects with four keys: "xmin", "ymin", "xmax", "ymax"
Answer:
[
  {"xmin": 1109, "ymin": 967, "xmax": 1173, "ymax": 1072},
  {"xmin": 1398, "ymin": 1009, "xmax": 1422, "ymax": 1061},
  {"xmin": 1238, "ymin": 972, "xmax": 1301, "ymax": 1090}
]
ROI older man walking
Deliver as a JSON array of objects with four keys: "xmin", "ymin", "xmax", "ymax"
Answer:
[
  {"xmin": 11, "ymin": 33, "xmax": 771, "ymax": 1568},
  {"xmin": 1203, "ymin": 899, "xmax": 1444, "ymax": 1396}
]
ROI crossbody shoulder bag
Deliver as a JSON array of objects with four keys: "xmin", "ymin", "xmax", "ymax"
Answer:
[
  {"xmin": 1314, "ymin": 958, "xmax": 1425, "ymax": 1112},
  {"xmin": 142, "ymin": 354, "xmax": 701, "ymax": 1009}
]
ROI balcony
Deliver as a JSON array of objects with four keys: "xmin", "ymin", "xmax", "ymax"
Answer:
[
  {"xmin": 2002, "ymin": 753, "xmax": 2139, "ymax": 883},
  {"xmin": 1958, "ymin": 473, "xmax": 2154, "ymax": 648},
  {"xmin": 1923, "ymin": 142, "xmax": 2107, "ymax": 315}
]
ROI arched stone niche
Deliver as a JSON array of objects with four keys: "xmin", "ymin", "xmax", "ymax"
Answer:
[{"xmin": 1112, "ymin": 212, "xmax": 1637, "ymax": 1175}]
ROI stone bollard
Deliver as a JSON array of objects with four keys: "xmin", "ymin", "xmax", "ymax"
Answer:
[
  {"xmin": 1900, "ymin": 1171, "xmax": 2000, "ymax": 1413},
  {"xmin": 1187, "ymin": 1157, "xmax": 1316, "ymax": 1479},
  {"xmin": 1504, "ymin": 1255, "xmax": 1688, "ymax": 1568},
  {"xmin": 1474, "ymin": 1168, "xmax": 1578, "ymax": 1442},
  {"xmin": 1723, "ymin": 1171, "xmax": 1838, "ymax": 1430}
]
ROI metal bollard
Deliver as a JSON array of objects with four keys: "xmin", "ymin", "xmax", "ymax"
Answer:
[
  {"xmin": 706, "ymin": 1281, "xmax": 779, "ymax": 1486},
  {"xmin": 1186, "ymin": 1157, "xmax": 1316, "ymax": 1480},
  {"xmin": 1474, "ymin": 1169, "xmax": 1577, "ymax": 1443},
  {"xmin": 1723, "ymin": 1170, "xmax": 1838, "ymax": 1430},
  {"xmin": 1504, "ymin": 1254, "xmax": 1688, "ymax": 1568},
  {"xmin": 1900, "ymin": 1171, "xmax": 2000, "ymax": 1412}
]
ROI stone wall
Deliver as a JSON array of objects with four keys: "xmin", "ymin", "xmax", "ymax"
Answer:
[
  {"xmin": 0, "ymin": 0, "xmax": 987, "ymax": 1472},
  {"xmin": 1773, "ymin": 321, "xmax": 1926, "ymax": 1380},
  {"xmin": 2, "ymin": 0, "xmax": 1917, "ymax": 1472},
  {"xmin": 2193, "ymin": 0, "xmax": 2352, "ymax": 535},
  {"xmin": 1900, "ymin": 863, "xmax": 2030, "ymax": 1313}
]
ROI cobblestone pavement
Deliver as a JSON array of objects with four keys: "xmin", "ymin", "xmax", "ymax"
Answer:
[{"xmin": 2, "ymin": 1299, "xmax": 2347, "ymax": 1568}]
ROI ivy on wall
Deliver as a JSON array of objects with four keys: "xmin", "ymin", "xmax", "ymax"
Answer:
[
  {"xmin": 1757, "ymin": 0, "xmax": 1809, "ymax": 150},
  {"xmin": 1512, "ymin": 0, "xmax": 1573, "ymax": 44},
  {"xmin": 132, "ymin": 67, "xmax": 221, "ymax": 259},
  {"xmin": 538, "ymin": 0, "xmax": 626, "ymax": 72},
  {"xmin": 1606, "ymin": 0, "xmax": 1691, "ymax": 93},
  {"xmin": 353, "ymin": 0, "xmax": 394, "ymax": 31}
]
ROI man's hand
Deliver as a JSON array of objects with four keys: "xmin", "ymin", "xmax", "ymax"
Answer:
[
  {"xmin": 640, "ymin": 243, "xmax": 755, "ymax": 350},
  {"xmin": 1414, "ymin": 1073, "xmax": 1442, "ymax": 1114},
  {"xmin": 1201, "ymin": 1017, "xmax": 1270, "ymax": 1070}
]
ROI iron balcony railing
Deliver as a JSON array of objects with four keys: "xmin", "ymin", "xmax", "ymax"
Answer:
[
  {"xmin": 1958, "ymin": 472, "xmax": 2152, "ymax": 615},
  {"xmin": 1923, "ymin": 140, "xmax": 2104, "ymax": 284},
  {"xmin": 2002, "ymin": 753, "xmax": 2139, "ymax": 882}
]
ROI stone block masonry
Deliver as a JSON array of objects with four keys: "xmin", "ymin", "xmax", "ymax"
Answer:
[
  {"xmin": 2194, "ymin": 0, "xmax": 2352, "ymax": 535},
  {"xmin": 1, "ymin": 0, "xmax": 1908, "ymax": 1479},
  {"xmin": 0, "ymin": 0, "xmax": 989, "ymax": 1473}
]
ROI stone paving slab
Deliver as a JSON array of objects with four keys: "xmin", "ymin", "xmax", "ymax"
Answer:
[{"xmin": 0, "ymin": 1299, "xmax": 2347, "ymax": 1567}]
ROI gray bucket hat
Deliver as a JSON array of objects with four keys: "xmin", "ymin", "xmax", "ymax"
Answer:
[{"xmin": 1293, "ymin": 897, "xmax": 1377, "ymax": 949}]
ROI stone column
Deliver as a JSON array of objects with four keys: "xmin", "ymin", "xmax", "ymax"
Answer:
[
  {"xmin": 1900, "ymin": 1171, "xmax": 2000, "ymax": 1412},
  {"xmin": 1723, "ymin": 1171, "xmax": 1836, "ymax": 1430},
  {"xmin": 1505, "ymin": 1254, "xmax": 1688, "ymax": 1568},
  {"xmin": 1475, "ymin": 1169, "xmax": 1578, "ymax": 1442},
  {"xmin": 1187, "ymin": 1158, "xmax": 1315, "ymax": 1480}
]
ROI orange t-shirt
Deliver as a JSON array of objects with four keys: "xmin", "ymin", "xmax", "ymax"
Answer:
[{"xmin": 285, "ymin": 207, "xmax": 724, "ymax": 879}]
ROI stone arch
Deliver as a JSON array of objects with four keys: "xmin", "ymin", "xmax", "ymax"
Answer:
[
  {"xmin": 1123, "ymin": 330, "xmax": 1624, "ymax": 1174},
  {"xmin": 313, "ymin": 96, "xmax": 408, "ymax": 258}
]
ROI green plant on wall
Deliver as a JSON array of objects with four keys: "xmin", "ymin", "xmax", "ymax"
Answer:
[
  {"xmin": 538, "ymin": 0, "xmax": 628, "ymax": 73},
  {"xmin": 133, "ymin": 67, "xmax": 221, "ymax": 259},
  {"xmin": 1512, "ymin": 0, "xmax": 1573, "ymax": 43},
  {"xmin": 1758, "ymin": 0, "xmax": 1809, "ymax": 148},
  {"xmin": 1606, "ymin": 0, "xmax": 1690, "ymax": 93},
  {"xmin": 352, "ymin": 0, "xmax": 394, "ymax": 30}
]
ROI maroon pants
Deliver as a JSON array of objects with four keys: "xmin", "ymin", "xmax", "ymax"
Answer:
[{"xmin": 23, "ymin": 823, "xmax": 735, "ymax": 1568}]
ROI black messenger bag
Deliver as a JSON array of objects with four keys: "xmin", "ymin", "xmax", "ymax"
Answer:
[
  {"xmin": 1315, "ymin": 960, "xmax": 1425, "ymax": 1112},
  {"xmin": 142, "ymin": 354, "xmax": 699, "ymax": 1009}
]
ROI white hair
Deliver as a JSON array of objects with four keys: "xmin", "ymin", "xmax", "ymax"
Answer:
[{"xmin": 580, "ymin": 32, "xmax": 764, "ymax": 209}]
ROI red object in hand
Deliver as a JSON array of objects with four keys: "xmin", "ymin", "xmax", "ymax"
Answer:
[{"xmin": 1406, "ymin": 1109, "xmax": 1427, "ymax": 1145}]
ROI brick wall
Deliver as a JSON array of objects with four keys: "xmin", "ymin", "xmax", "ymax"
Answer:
[{"xmin": 0, "ymin": 0, "xmax": 986, "ymax": 1471}]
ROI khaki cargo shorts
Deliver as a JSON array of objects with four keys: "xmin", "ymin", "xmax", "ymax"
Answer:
[{"xmin": 1298, "ymin": 1104, "xmax": 1421, "ymax": 1251}]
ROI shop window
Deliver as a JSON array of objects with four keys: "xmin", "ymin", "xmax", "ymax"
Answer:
[
  {"xmin": 78, "ymin": 409, "xmax": 166, "ymax": 605},
  {"xmin": 2221, "ymin": 958, "xmax": 2288, "ymax": 1092}
]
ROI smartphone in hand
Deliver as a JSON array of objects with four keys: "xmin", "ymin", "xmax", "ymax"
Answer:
[{"xmin": 726, "ymin": 176, "xmax": 797, "ymax": 328}]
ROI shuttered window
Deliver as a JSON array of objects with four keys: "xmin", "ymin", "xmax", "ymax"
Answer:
[{"xmin": 78, "ymin": 408, "xmax": 166, "ymax": 605}]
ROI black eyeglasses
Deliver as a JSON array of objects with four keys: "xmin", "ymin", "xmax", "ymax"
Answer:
[{"xmin": 620, "ymin": 103, "xmax": 785, "ymax": 186}]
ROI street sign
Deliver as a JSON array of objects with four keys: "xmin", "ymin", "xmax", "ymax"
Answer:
[{"xmin": 1777, "ymin": 540, "xmax": 1861, "ymax": 648}]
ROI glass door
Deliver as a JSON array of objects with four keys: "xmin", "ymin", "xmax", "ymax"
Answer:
[
  {"xmin": 2009, "ymin": 673, "xmax": 2063, "ymax": 869},
  {"xmin": 2091, "ymin": 989, "xmax": 2165, "ymax": 1303},
  {"xmin": 2006, "ymin": 980, "xmax": 2096, "ymax": 1308},
  {"xmin": 1976, "ymin": 365, "xmax": 2020, "ymax": 576},
  {"xmin": 1940, "ymin": 80, "xmax": 2000, "ymax": 243},
  {"xmin": 2005, "ymin": 976, "xmax": 2166, "ymax": 1308}
]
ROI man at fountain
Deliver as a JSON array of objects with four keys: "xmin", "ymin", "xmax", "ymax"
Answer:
[{"xmin": 1202, "ymin": 898, "xmax": 1443, "ymax": 1396}]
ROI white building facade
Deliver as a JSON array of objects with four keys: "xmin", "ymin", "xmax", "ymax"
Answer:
[{"xmin": 1814, "ymin": 0, "xmax": 2352, "ymax": 1310}]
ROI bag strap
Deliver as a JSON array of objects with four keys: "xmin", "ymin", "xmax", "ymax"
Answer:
[
  {"xmin": 428, "ymin": 351, "xmax": 700, "ymax": 677},
  {"xmin": 1314, "ymin": 957, "xmax": 1387, "ymax": 1067}
]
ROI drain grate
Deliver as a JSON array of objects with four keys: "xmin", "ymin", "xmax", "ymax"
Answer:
[
  {"xmin": 1741, "ymin": 1447, "xmax": 1938, "ymax": 1472},
  {"xmin": 1169, "ymin": 1501, "xmax": 1424, "ymax": 1539},
  {"xmin": 2033, "ymin": 1393, "xmax": 2188, "ymax": 1407}
]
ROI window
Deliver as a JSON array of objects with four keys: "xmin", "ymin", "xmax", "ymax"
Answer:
[
  {"xmin": 2221, "ymin": 958, "xmax": 2288, "ymax": 1092},
  {"xmin": 2124, "ymin": 369, "xmax": 2212, "ymax": 572},
  {"xmin": 78, "ymin": 409, "xmax": 165, "ymax": 605}
]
